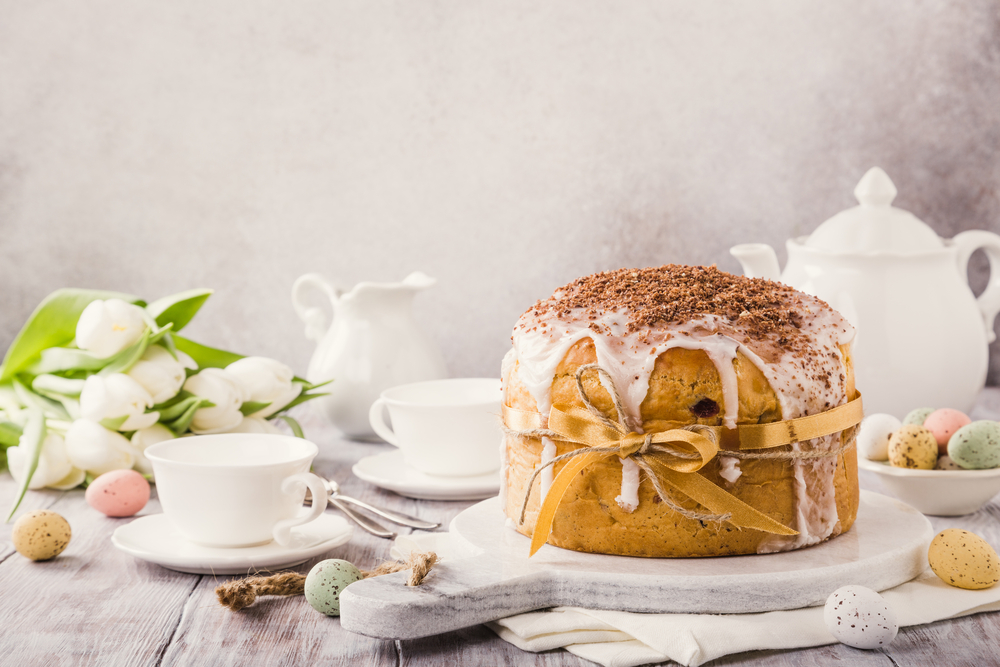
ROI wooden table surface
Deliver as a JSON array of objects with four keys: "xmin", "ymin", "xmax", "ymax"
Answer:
[{"xmin": 4, "ymin": 394, "xmax": 1000, "ymax": 667}]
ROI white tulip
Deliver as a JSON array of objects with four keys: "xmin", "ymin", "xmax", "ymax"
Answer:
[
  {"xmin": 225, "ymin": 357, "xmax": 301, "ymax": 418},
  {"xmin": 130, "ymin": 423, "xmax": 175, "ymax": 476},
  {"xmin": 126, "ymin": 346, "xmax": 197, "ymax": 404},
  {"xmin": 224, "ymin": 416, "xmax": 283, "ymax": 434},
  {"xmin": 76, "ymin": 299, "xmax": 148, "ymax": 359},
  {"xmin": 7, "ymin": 432, "xmax": 84, "ymax": 490},
  {"xmin": 80, "ymin": 374, "xmax": 160, "ymax": 432},
  {"xmin": 65, "ymin": 419, "xmax": 135, "ymax": 476},
  {"xmin": 184, "ymin": 368, "xmax": 248, "ymax": 434}
]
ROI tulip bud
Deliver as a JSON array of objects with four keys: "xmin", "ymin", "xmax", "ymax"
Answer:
[
  {"xmin": 7, "ymin": 432, "xmax": 83, "ymax": 490},
  {"xmin": 225, "ymin": 357, "xmax": 301, "ymax": 418},
  {"xmin": 224, "ymin": 416, "xmax": 283, "ymax": 434},
  {"xmin": 127, "ymin": 346, "xmax": 197, "ymax": 404},
  {"xmin": 80, "ymin": 374, "xmax": 160, "ymax": 432},
  {"xmin": 76, "ymin": 299, "xmax": 148, "ymax": 359},
  {"xmin": 183, "ymin": 368, "xmax": 248, "ymax": 434},
  {"xmin": 130, "ymin": 423, "xmax": 175, "ymax": 476},
  {"xmin": 65, "ymin": 419, "xmax": 135, "ymax": 476}
]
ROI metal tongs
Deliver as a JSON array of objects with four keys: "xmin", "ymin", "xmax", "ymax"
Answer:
[{"xmin": 308, "ymin": 478, "xmax": 439, "ymax": 539}]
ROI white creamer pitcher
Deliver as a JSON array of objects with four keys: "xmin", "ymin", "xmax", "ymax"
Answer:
[
  {"xmin": 292, "ymin": 271, "xmax": 447, "ymax": 439},
  {"xmin": 731, "ymin": 167, "xmax": 1000, "ymax": 417}
]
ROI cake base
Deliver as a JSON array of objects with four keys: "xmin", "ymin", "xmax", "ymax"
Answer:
[{"xmin": 339, "ymin": 491, "xmax": 932, "ymax": 640}]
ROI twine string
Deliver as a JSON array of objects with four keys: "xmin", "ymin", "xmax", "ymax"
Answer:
[{"xmin": 215, "ymin": 550, "xmax": 439, "ymax": 612}]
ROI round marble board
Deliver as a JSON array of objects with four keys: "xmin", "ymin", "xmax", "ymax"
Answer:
[{"xmin": 340, "ymin": 491, "xmax": 932, "ymax": 640}]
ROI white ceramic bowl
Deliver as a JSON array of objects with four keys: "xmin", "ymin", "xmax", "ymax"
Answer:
[{"xmin": 858, "ymin": 457, "xmax": 1000, "ymax": 516}]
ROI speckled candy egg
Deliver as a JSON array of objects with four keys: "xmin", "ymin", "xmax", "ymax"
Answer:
[
  {"xmin": 935, "ymin": 455, "xmax": 963, "ymax": 471},
  {"xmin": 857, "ymin": 413, "xmax": 901, "ymax": 461},
  {"xmin": 304, "ymin": 559, "xmax": 363, "ymax": 616},
  {"xmin": 947, "ymin": 421, "xmax": 1000, "ymax": 470},
  {"xmin": 86, "ymin": 469, "xmax": 151, "ymax": 517},
  {"xmin": 928, "ymin": 529, "xmax": 1000, "ymax": 590},
  {"xmin": 923, "ymin": 409, "xmax": 972, "ymax": 454},
  {"xmin": 823, "ymin": 585, "xmax": 898, "ymax": 649},
  {"xmin": 12, "ymin": 510, "xmax": 72, "ymax": 561},
  {"xmin": 887, "ymin": 425, "xmax": 938, "ymax": 469},
  {"xmin": 902, "ymin": 407, "xmax": 934, "ymax": 427}
]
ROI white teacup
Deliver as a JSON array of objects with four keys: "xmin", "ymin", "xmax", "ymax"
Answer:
[
  {"xmin": 368, "ymin": 378, "xmax": 502, "ymax": 477},
  {"xmin": 145, "ymin": 433, "xmax": 329, "ymax": 548}
]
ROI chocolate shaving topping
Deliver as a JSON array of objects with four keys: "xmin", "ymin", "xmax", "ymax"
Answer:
[{"xmin": 524, "ymin": 264, "xmax": 835, "ymax": 355}]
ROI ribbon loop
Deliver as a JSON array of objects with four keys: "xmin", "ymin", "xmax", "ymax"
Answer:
[{"xmin": 507, "ymin": 364, "xmax": 864, "ymax": 557}]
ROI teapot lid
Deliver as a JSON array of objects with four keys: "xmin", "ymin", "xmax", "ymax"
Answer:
[{"xmin": 805, "ymin": 167, "xmax": 943, "ymax": 253}]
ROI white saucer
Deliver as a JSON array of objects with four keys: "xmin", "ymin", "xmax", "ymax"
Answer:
[
  {"xmin": 352, "ymin": 450, "xmax": 500, "ymax": 501},
  {"xmin": 111, "ymin": 513, "xmax": 353, "ymax": 575}
]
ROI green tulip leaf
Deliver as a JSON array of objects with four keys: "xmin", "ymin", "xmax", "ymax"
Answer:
[
  {"xmin": 165, "ymin": 397, "xmax": 214, "ymax": 435},
  {"xmin": 98, "ymin": 324, "xmax": 171, "ymax": 377},
  {"xmin": 152, "ymin": 390, "xmax": 195, "ymax": 412},
  {"xmin": 294, "ymin": 378, "xmax": 332, "ymax": 392},
  {"xmin": 0, "ymin": 421, "xmax": 23, "ymax": 448},
  {"xmin": 275, "ymin": 415, "xmax": 305, "ymax": 439},
  {"xmin": 239, "ymin": 401, "xmax": 271, "ymax": 416},
  {"xmin": 99, "ymin": 415, "xmax": 129, "ymax": 431},
  {"xmin": 158, "ymin": 395, "xmax": 215, "ymax": 422},
  {"xmin": 172, "ymin": 335, "xmax": 244, "ymax": 369},
  {"xmin": 146, "ymin": 289, "xmax": 213, "ymax": 333},
  {"xmin": 6, "ymin": 407, "xmax": 46, "ymax": 521},
  {"xmin": 13, "ymin": 379, "xmax": 69, "ymax": 421},
  {"xmin": 25, "ymin": 347, "xmax": 108, "ymax": 375},
  {"xmin": 274, "ymin": 390, "xmax": 329, "ymax": 415},
  {"xmin": 0, "ymin": 289, "xmax": 142, "ymax": 383}
]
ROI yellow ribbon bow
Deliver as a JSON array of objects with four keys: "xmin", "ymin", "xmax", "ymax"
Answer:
[{"xmin": 507, "ymin": 364, "xmax": 863, "ymax": 557}]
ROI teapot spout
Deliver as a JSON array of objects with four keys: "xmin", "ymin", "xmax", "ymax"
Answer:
[{"xmin": 730, "ymin": 244, "xmax": 781, "ymax": 281}]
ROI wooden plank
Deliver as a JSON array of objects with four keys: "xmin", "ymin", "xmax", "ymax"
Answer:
[{"xmin": 0, "ymin": 482, "xmax": 201, "ymax": 667}]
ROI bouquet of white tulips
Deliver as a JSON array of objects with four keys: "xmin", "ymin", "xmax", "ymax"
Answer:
[{"xmin": 0, "ymin": 288, "xmax": 327, "ymax": 518}]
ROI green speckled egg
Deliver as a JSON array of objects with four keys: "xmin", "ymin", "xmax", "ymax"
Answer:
[
  {"xmin": 304, "ymin": 559, "xmax": 363, "ymax": 616},
  {"xmin": 948, "ymin": 421, "xmax": 1000, "ymax": 470},
  {"xmin": 887, "ymin": 425, "xmax": 937, "ymax": 469},
  {"xmin": 903, "ymin": 407, "xmax": 934, "ymax": 426}
]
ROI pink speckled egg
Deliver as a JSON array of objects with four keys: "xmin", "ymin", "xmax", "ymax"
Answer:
[
  {"xmin": 923, "ymin": 408, "xmax": 971, "ymax": 454},
  {"xmin": 86, "ymin": 469, "xmax": 150, "ymax": 517}
]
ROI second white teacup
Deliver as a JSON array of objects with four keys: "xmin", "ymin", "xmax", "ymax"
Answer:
[
  {"xmin": 368, "ymin": 378, "xmax": 502, "ymax": 477},
  {"xmin": 146, "ymin": 433, "xmax": 329, "ymax": 548}
]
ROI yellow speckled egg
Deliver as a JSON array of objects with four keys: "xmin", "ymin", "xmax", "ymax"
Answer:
[
  {"xmin": 12, "ymin": 509, "xmax": 72, "ymax": 561},
  {"xmin": 928, "ymin": 529, "xmax": 1000, "ymax": 590},
  {"xmin": 887, "ymin": 425, "xmax": 938, "ymax": 469}
]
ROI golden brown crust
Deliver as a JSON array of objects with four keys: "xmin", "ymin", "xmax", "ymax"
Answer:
[{"xmin": 503, "ymin": 340, "xmax": 859, "ymax": 557}]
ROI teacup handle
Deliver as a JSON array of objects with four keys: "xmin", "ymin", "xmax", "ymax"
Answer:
[
  {"xmin": 368, "ymin": 398, "xmax": 399, "ymax": 446},
  {"xmin": 273, "ymin": 472, "xmax": 328, "ymax": 547},
  {"xmin": 954, "ymin": 230, "xmax": 1000, "ymax": 343}
]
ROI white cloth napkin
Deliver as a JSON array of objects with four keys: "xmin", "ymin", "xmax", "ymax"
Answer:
[{"xmin": 391, "ymin": 534, "xmax": 1000, "ymax": 667}]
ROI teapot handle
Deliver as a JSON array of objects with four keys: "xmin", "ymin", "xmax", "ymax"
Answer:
[
  {"xmin": 291, "ymin": 273, "xmax": 342, "ymax": 343},
  {"xmin": 954, "ymin": 230, "xmax": 1000, "ymax": 343}
]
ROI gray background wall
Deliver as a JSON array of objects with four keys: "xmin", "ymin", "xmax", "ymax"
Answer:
[{"xmin": 2, "ymin": 1, "xmax": 999, "ymax": 384}]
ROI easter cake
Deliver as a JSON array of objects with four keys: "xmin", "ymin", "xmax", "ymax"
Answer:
[{"xmin": 500, "ymin": 265, "xmax": 861, "ymax": 557}]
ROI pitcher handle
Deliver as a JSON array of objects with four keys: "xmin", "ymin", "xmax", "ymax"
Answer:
[
  {"xmin": 954, "ymin": 230, "xmax": 1000, "ymax": 343},
  {"xmin": 291, "ymin": 273, "xmax": 342, "ymax": 343}
]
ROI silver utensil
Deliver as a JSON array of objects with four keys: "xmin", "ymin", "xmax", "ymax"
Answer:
[
  {"xmin": 325, "ymin": 479, "xmax": 440, "ymax": 530},
  {"xmin": 328, "ymin": 495, "xmax": 396, "ymax": 539}
]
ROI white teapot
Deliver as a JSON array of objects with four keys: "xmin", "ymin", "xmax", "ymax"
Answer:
[
  {"xmin": 731, "ymin": 167, "xmax": 1000, "ymax": 417},
  {"xmin": 292, "ymin": 271, "xmax": 447, "ymax": 439}
]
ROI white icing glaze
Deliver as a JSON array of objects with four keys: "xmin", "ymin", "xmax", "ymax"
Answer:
[
  {"xmin": 498, "ymin": 347, "xmax": 518, "ymax": 509},
  {"xmin": 616, "ymin": 457, "xmax": 640, "ymax": 511},
  {"xmin": 509, "ymin": 283, "xmax": 856, "ymax": 553},
  {"xmin": 718, "ymin": 458, "xmax": 742, "ymax": 485},
  {"xmin": 540, "ymin": 437, "xmax": 556, "ymax": 501}
]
